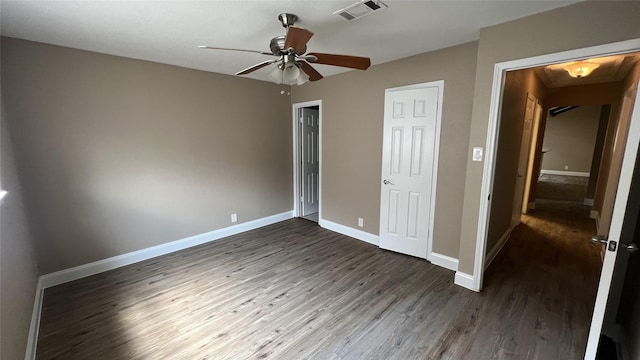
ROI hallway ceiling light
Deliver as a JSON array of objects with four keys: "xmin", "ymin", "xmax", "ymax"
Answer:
[{"xmin": 564, "ymin": 61, "xmax": 600, "ymax": 78}]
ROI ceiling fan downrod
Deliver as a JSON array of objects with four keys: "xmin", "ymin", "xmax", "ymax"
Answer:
[{"xmin": 278, "ymin": 13, "xmax": 298, "ymax": 28}]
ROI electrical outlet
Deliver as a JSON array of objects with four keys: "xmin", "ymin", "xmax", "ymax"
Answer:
[
  {"xmin": 564, "ymin": 165, "xmax": 569, "ymax": 170},
  {"xmin": 231, "ymin": 213, "xmax": 238, "ymax": 223},
  {"xmin": 358, "ymin": 217, "xmax": 364, "ymax": 227}
]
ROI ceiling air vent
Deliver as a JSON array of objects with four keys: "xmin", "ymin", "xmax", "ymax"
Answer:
[{"xmin": 334, "ymin": 0, "xmax": 388, "ymax": 21}]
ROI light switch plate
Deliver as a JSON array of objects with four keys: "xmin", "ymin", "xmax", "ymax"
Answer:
[{"xmin": 472, "ymin": 147, "xmax": 483, "ymax": 162}]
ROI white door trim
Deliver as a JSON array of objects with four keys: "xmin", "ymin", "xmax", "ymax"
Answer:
[
  {"xmin": 382, "ymin": 80, "xmax": 444, "ymax": 262},
  {"xmin": 292, "ymin": 100, "xmax": 322, "ymax": 220},
  {"xmin": 474, "ymin": 38, "xmax": 640, "ymax": 359}
]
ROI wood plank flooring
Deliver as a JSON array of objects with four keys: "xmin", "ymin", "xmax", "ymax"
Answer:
[
  {"xmin": 536, "ymin": 174, "xmax": 589, "ymax": 203},
  {"xmin": 36, "ymin": 203, "xmax": 601, "ymax": 359}
]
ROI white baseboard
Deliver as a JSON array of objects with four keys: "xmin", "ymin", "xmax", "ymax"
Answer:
[
  {"xmin": 39, "ymin": 211, "xmax": 294, "ymax": 289},
  {"xmin": 485, "ymin": 225, "xmax": 515, "ymax": 270},
  {"xmin": 454, "ymin": 271, "xmax": 477, "ymax": 291},
  {"xmin": 319, "ymin": 219, "xmax": 379, "ymax": 246},
  {"xmin": 584, "ymin": 198, "xmax": 594, "ymax": 206},
  {"xmin": 25, "ymin": 279, "xmax": 44, "ymax": 360},
  {"xmin": 540, "ymin": 169, "xmax": 590, "ymax": 177},
  {"xmin": 430, "ymin": 252, "xmax": 458, "ymax": 271}
]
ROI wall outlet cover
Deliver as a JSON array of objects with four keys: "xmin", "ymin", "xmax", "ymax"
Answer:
[
  {"xmin": 231, "ymin": 213, "xmax": 238, "ymax": 223},
  {"xmin": 358, "ymin": 217, "xmax": 364, "ymax": 227}
]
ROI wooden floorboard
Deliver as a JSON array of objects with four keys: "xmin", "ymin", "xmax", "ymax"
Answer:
[{"xmin": 36, "ymin": 201, "xmax": 601, "ymax": 359}]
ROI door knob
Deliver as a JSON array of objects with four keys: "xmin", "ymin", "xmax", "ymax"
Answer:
[
  {"xmin": 626, "ymin": 243, "xmax": 639, "ymax": 253},
  {"xmin": 591, "ymin": 235, "xmax": 608, "ymax": 245},
  {"xmin": 383, "ymin": 179, "xmax": 395, "ymax": 185}
]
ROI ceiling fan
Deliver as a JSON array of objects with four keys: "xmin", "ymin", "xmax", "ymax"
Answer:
[{"xmin": 199, "ymin": 13, "xmax": 371, "ymax": 85}]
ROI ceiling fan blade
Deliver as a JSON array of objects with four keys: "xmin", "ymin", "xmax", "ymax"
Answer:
[
  {"xmin": 284, "ymin": 26, "xmax": 314, "ymax": 54},
  {"xmin": 299, "ymin": 61, "xmax": 323, "ymax": 82},
  {"xmin": 236, "ymin": 59, "xmax": 279, "ymax": 75},
  {"xmin": 307, "ymin": 52, "xmax": 371, "ymax": 70},
  {"xmin": 198, "ymin": 46, "xmax": 275, "ymax": 56}
]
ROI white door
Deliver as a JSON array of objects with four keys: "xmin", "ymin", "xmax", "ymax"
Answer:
[
  {"xmin": 301, "ymin": 107, "xmax": 319, "ymax": 216},
  {"xmin": 379, "ymin": 83, "xmax": 441, "ymax": 259},
  {"xmin": 511, "ymin": 94, "xmax": 537, "ymax": 227},
  {"xmin": 585, "ymin": 81, "xmax": 640, "ymax": 359}
]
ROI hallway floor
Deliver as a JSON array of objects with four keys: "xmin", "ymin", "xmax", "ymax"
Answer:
[{"xmin": 482, "ymin": 199, "xmax": 602, "ymax": 359}]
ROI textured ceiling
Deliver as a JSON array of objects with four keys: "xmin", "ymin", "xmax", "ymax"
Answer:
[{"xmin": 1, "ymin": 0, "xmax": 581, "ymax": 82}]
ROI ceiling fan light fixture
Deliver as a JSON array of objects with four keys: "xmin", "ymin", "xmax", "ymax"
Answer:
[
  {"xmin": 296, "ymin": 70, "xmax": 310, "ymax": 85},
  {"xmin": 564, "ymin": 61, "xmax": 600, "ymax": 78},
  {"xmin": 268, "ymin": 64, "xmax": 284, "ymax": 84},
  {"xmin": 267, "ymin": 62, "xmax": 309, "ymax": 85},
  {"xmin": 283, "ymin": 63, "xmax": 300, "ymax": 82}
]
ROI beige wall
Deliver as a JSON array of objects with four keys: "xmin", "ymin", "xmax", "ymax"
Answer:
[
  {"xmin": 459, "ymin": 1, "xmax": 640, "ymax": 275},
  {"xmin": 1, "ymin": 92, "xmax": 39, "ymax": 358},
  {"xmin": 291, "ymin": 42, "xmax": 478, "ymax": 259},
  {"xmin": 541, "ymin": 105, "xmax": 601, "ymax": 173},
  {"xmin": 596, "ymin": 61, "xmax": 640, "ymax": 236},
  {"xmin": 586, "ymin": 105, "xmax": 611, "ymax": 200},
  {"xmin": 485, "ymin": 69, "xmax": 545, "ymax": 253},
  {"xmin": 2, "ymin": 37, "xmax": 293, "ymax": 273}
]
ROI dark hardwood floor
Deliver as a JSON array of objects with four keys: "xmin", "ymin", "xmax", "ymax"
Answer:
[
  {"xmin": 37, "ymin": 203, "xmax": 601, "ymax": 359},
  {"xmin": 536, "ymin": 174, "xmax": 589, "ymax": 203}
]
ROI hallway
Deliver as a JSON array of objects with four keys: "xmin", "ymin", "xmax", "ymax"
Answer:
[{"xmin": 483, "ymin": 199, "xmax": 603, "ymax": 358}]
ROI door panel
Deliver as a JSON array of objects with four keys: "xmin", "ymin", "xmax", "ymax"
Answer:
[
  {"xmin": 379, "ymin": 85, "xmax": 439, "ymax": 259},
  {"xmin": 301, "ymin": 108, "xmax": 319, "ymax": 216},
  {"xmin": 585, "ymin": 78, "xmax": 640, "ymax": 359}
]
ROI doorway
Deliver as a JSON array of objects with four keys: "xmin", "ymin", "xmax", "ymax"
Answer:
[
  {"xmin": 475, "ymin": 40, "xmax": 640, "ymax": 359},
  {"xmin": 293, "ymin": 100, "xmax": 321, "ymax": 223}
]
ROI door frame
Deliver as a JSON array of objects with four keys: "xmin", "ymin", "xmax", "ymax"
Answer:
[
  {"xmin": 474, "ymin": 38, "xmax": 640, "ymax": 358},
  {"xmin": 380, "ymin": 81, "xmax": 444, "ymax": 263},
  {"xmin": 292, "ymin": 100, "xmax": 322, "ymax": 219},
  {"xmin": 521, "ymin": 99, "xmax": 543, "ymax": 214},
  {"xmin": 511, "ymin": 92, "xmax": 539, "ymax": 228}
]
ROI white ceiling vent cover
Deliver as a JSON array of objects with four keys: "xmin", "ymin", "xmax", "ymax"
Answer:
[{"xmin": 334, "ymin": 0, "xmax": 388, "ymax": 21}]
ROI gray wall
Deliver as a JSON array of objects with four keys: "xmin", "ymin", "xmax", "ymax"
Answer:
[
  {"xmin": 1, "ymin": 83, "xmax": 39, "ymax": 359},
  {"xmin": 459, "ymin": 1, "xmax": 640, "ymax": 275},
  {"xmin": 1, "ymin": 37, "xmax": 293, "ymax": 274},
  {"xmin": 542, "ymin": 105, "xmax": 601, "ymax": 173},
  {"xmin": 291, "ymin": 42, "xmax": 478, "ymax": 259}
]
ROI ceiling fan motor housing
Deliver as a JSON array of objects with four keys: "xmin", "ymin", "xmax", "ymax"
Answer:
[{"xmin": 270, "ymin": 35, "xmax": 306, "ymax": 56}]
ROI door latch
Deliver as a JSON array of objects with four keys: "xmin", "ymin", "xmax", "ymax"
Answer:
[
  {"xmin": 591, "ymin": 235, "xmax": 607, "ymax": 245},
  {"xmin": 626, "ymin": 243, "xmax": 639, "ymax": 253},
  {"xmin": 608, "ymin": 241, "xmax": 617, "ymax": 252}
]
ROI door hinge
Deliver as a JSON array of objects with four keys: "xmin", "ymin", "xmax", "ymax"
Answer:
[
  {"xmin": 300, "ymin": 196, "xmax": 304, "ymax": 202},
  {"xmin": 299, "ymin": 117, "xmax": 303, "ymax": 123}
]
